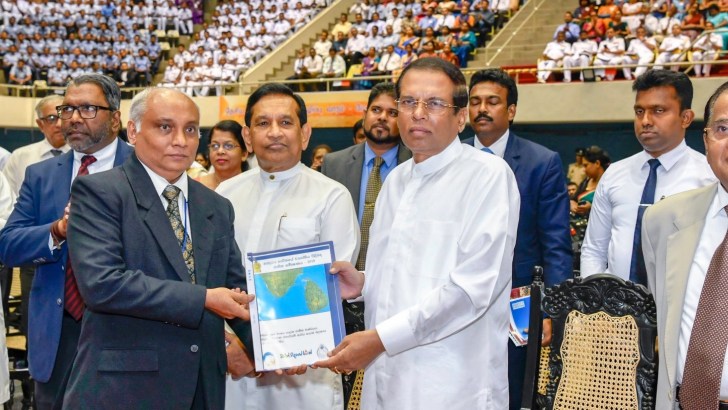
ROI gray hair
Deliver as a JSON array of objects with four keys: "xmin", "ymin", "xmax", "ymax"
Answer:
[
  {"xmin": 34, "ymin": 94, "xmax": 63, "ymax": 119},
  {"xmin": 129, "ymin": 88, "xmax": 200, "ymax": 135},
  {"xmin": 67, "ymin": 73, "xmax": 121, "ymax": 111}
]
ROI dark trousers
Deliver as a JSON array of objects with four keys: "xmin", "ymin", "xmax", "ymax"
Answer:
[
  {"xmin": 508, "ymin": 341, "xmax": 527, "ymax": 410},
  {"xmin": 190, "ymin": 367, "xmax": 206, "ymax": 410},
  {"xmin": 35, "ymin": 313, "xmax": 81, "ymax": 410},
  {"xmin": 19, "ymin": 264, "xmax": 34, "ymax": 337}
]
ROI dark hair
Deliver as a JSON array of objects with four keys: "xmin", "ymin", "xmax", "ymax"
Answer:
[
  {"xmin": 575, "ymin": 147, "xmax": 586, "ymax": 156},
  {"xmin": 68, "ymin": 73, "xmax": 121, "ymax": 111},
  {"xmin": 583, "ymin": 145, "xmax": 611, "ymax": 170},
  {"xmin": 395, "ymin": 57, "xmax": 468, "ymax": 111},
  {"xmin": 311, "ymin": 144, "xmax": 332, "ymax": 161},
  {"xmin": 704, "ymin": 81, "xmax": 728, "ymax": 125},
  {"xmin": 367, "ymin": 82, "xmax": 396, "ymax": 108},
  {"xmin": 632, "ymin": 70, "xmax": 693, "ymax": 111},
  {"xmin": 245, "ymin": 83, "xmax": 308, "ymax": 127},
  {"xmin": 352, "ymin": 118, "xmax": 363, "ymax": 136},
  {"xmin": 208, "ymin": 120, "xmax": 249, "ymax": 172},
  {"xmin": 469, "ymin": 69, "xmax": 518, "ymax": 107}
]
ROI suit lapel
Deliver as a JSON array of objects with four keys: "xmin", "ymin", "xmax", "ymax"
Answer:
[
  {"xmin": 53, "ymin": 151, "xmax": 74, "ymax": 217},
  {"xmin": 113, "ymin": 139, "xmax": 134, "ymax": 166},
  {"xmin": 348, "ymin": 144, "xmax": 364, "ymax": 212},
  {"xmin": 188, "ymin": 180, "xmax": 213, "ymax": 286},
  {"xmin": 663, "ymin": 184, "xmax": 716, "ymax": 390},
  {"xmin": 124, "ymin": 154, "xmax": 191, "ymax": 283},
  {"xmin": 396, "ymin": 143, "xmax": 412, "ymax": 163},
  {"xmin": 504, "ymin": 133, "xmax": 521, "ymax": 175}
]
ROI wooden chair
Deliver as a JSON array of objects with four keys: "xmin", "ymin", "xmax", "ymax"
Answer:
[{"xmin": 522, "ymin": 274, "xmax": 658, "ymax": 410}]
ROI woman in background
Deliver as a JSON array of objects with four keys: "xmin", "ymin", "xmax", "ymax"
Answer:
[
  {"xmin": 197, "ymin": 120, "xmax": 249, "ymax": 190},
  {"xmin": 310, "ymin": 144, "xmax": 332, "ymax": 171},
  {"xmin": 571, "ymin": 145, "xmax": 611, "ymax": 218}
]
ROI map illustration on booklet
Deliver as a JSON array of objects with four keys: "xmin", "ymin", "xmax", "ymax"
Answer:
[{"xmin": 245, "ymin": 242, "xmax": 345, "ymax": 371}]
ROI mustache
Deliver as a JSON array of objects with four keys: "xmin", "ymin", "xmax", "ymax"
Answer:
[{"xmin": 474, "ymin": 112, "xmax": 493, "ymax": 122}]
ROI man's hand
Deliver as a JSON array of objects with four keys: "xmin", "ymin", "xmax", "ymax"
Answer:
[
  {"xmin": 205, "ymin": 288, "xmax": 254, "ymax": 320},
  {"xmin": 541, "ymin": 318, "xmax": 552, "ymax": 347},
  {"xmin": 225, "ymin": 332, "xmax": 256, "ymax": 379},
  {"xmin": 51, "ymin": 202, "xmax": 71, "ymax": 245},
  {"xmin": 329, "ymin": 261, "xmax": 365, "ymax": 300},
  {"xmin": 311, "ymin": 330, "xmax": 384, "ymax": 374}
]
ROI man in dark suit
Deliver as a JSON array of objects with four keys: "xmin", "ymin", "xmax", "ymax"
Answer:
[
  {"xmin": 0, "ymin": 74, "xmax": 134, "ymax": 409},
  {"xmin": 320, "ymin": 81, "xmax": 411, "ymax": 407},
  {"xmin": 463, "ymin": 68, "xmax": 572, "ymax": 409},
  {"xmin": 62, "ymin": 87, "xmax": 254, "ymax": 409}
]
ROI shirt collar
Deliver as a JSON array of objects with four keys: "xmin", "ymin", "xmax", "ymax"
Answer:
[
  {"xmin": 258, "ymin": 162, "xmax": 304, "ymax": 184},
  {"xmin": 139, "ymin": 157, "xmax": 190, "ymax": 201},
  {"xmin": 712, "ymin": 182, "xmax": 728, "ymax": 218},
  {"xmin": 473, "ymin": 129, "xmax": 509, "ymax": 158},
  {"xmin": 364, "ymin": 141, "xmax": 400, "ymax": 167},
  {"xmin": 40, "ymin": 137, "xmax": 69, "ymax": 156},
  {"xmin": 638, "ymin": 139, "xmax": 688, "ymax": 172},
  {"xmin": 73, "ymin": 137, "xmax": 118, "ymax": 165},
  {"xmin": 411, "ymin": 136, "xmax": 461, "ymax": 177}
]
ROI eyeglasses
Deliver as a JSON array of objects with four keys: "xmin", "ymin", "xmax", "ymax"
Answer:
[
  {"xmin": 56, "ymin": 104, "xmax": 113, "ymax": 120},
  {"xmin": 704, "ymin": 122, "xmax": 728, "ymax": 141},
  {"xmin": 39, "ymin": 114, "xmax": 60, "ymax": 124},
  {"xmin": 209, "ymin": 142, "xmax": 241, "ymax": 151},
  {"xmin": 395, "ymin": 98, "xmax": 461, "ymax": 115}
]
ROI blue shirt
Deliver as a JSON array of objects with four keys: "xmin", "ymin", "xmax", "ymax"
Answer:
[{"xmin": 357, "ymin": 142, "xmax": 400, "ymax": 223}]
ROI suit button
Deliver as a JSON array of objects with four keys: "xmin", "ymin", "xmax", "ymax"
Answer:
[
  {"xmin": 190, "ymin": 345, "xmax": 199, "ymax": 353},
  {"xmin": 56, "ymin": 298, "xmax": 62, "ymax": 306}
]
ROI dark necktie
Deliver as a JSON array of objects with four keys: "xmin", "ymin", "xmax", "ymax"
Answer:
[
  {"xmin": 162, "ymin": 185, "xmax": 196, "ymax": 283},
  {"xmin": 629, "ymin": 158, "xmax": 660, "ymax": 285},
  {"xmin": 679, "ymin": 206, "xmax": 728, "ymax": 409},
  {"xmin": 64, "ymin": 154, "xmax": 97, "ymax": 321},
  {"xmin": 356, "ymin": 157, "xmax": 383, "ymax": 271},
  {"xmin": 50, "ymin": 149, "xmax": 63, "ymax": 157}
]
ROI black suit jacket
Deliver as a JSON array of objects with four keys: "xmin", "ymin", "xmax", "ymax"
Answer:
[
  {"xmin": 320, "ymin": 142, "xmax": 412, "ymax": 214},
  {"xmin": 62, "ymin": 154, "xmax": 251, "ymax": 409}
]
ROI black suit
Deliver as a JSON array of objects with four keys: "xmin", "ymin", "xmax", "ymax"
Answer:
[{"xmin": 62, "ymin": 154, "xmax": 251, "ymax": 409}]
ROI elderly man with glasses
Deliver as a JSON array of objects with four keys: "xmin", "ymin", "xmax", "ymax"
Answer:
[{"xmin": 0, "ymin": 74, "xmax": 133, "ymax": 410}]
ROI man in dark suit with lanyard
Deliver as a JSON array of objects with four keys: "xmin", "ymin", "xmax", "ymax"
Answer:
[
  {"xmin": 0, "ymin": 74, "xmax": 134, "ymax": 409},
  {"xmin": 61, "ymin": 87, "xmax": 254, "ymax": 409},
  {"xmin": 320, "ymin": 81, "xmax": 411, "ymax": 407},
  {"xmin": 462, "ymin": 68, "xmax": 572, "ymax": 410}
]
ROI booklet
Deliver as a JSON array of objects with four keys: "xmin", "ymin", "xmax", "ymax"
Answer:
[
  {"xmin": 245, "ymin": 241, "xmax": 345, "ymax": 371},
  {"xmin": 509, "ymin": 286, "xmax": 531, "ymax": 347}
]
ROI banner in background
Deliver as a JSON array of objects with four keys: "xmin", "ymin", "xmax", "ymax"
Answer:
[{"xmin": 219, "ymin": 91, "xmax": 369, "ymax": 128}]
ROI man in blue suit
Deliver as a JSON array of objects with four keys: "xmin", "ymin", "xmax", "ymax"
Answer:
[
  {"xmin": 0, "ymin": 74, "xmax": 133, "ymax": 409},
  {"xmin": 462, "ymin": 69, "xmax": 572, "ymax": 410}
]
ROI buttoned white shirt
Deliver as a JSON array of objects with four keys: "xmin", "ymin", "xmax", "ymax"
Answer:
[
  {"xmin": 361, "ymin": 138, "xmax": 519, "ymax": 409},
  {"xmin": 581, "ymin": 141, "xmax": 716, "ymax": 279},
  {"xmin": 217, "ymin": 163, "xmax": 359, "ymax": 410},
  {"xmin": 677, "ymin": 184, "xmax": 728, "ymax": 399}
]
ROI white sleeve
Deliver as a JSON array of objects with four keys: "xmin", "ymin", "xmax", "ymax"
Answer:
[{"xmin": 580, "ymin": 174, "xmax": 612, "ymax": 276}]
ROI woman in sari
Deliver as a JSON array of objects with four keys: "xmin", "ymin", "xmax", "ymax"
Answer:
[
  {"xmin": 571, "ymin": 146, "xmax": 611, "ymax": 218},
  {"xmin": 396, "ymin": 26, "xmax": 420, "ymax": 56}
]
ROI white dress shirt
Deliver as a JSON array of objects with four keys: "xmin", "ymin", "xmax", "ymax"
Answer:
[
  {"xmin": 473, "ymin": 129, "xmax": 509, "ymax": 158},
  {"xmin": 361, "ymin": 138, "xmax": 519, "ymax": 409},
  {"xmin": 70, "ymin": 138, "xmax": 118, "ymax": 186},
  {"xmin": 581, "ymin": 141, "xmax": 716, "ymax": 279},
  {"xmin": 217, "ymin": 162, "xmax": 360, "ymax": 410},
  {"xmin": 3, "ymin": 138, "xmax": 70, "ymax": 196},
  {"xmin": 0, "ymin": 172, "xmax": 14, "ymax": 230},
  {"xmin": 677, "ymin": 184, "xmax": 728, "ymax": 399}
]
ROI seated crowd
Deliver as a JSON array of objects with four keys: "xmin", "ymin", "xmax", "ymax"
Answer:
[
  {"xmin": 0, "ymin": 0, "xmax": 201, "ymax": 88},
  {"xmin": 287, "ymin": 0, "xmax": 520, "ymax": 90},
  {"xmin": 538, "ymin": 0, "xmax": 728, "ymax": 83},
  {"xmin": 157, "ymin": 0, "xmax": 327, "ymax": 95}
]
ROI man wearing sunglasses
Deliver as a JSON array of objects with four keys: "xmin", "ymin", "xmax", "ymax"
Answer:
[{"xmin": 0, "ymin": 74, "xmax": 133, "ymax": 409}]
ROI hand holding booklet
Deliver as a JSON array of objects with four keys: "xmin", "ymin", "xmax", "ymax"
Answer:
[{"xmin": 245, "ymin": 242, "xmax": 345, "ymax": 371}]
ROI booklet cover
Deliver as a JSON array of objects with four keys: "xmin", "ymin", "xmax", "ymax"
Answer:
[
  {"xmin": 245, "ymin": 241, "xmax": 345, "ymax": 371},
  {"xmin": 509, "ymin": 286, "xmax": 531, "ymax": 347}
]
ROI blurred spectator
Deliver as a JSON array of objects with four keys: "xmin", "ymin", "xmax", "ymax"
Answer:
[
  {"xmin": 567, "ymin": 181, "xmax": 578, "ymax": 200},
  {"xmin": 195, "ymin": 152, "xmax": 210, "ymax": 171},
  {"xmin": 420, "ymin": 27, "xmax": 438, "ymax": 52},
  {"xmin": 382, "ymin": 25, "xmax": 400, "ymax": 49},
  {"xmin": 553, "ymin": 11, "xmax": 580, "ymax": 43},
  {"xmin": 321, "ymin": 47, "xmax": 346, "ymax": 80},
  {"xmin": 682, "ymin": 4, "xmax": 706, "ymax": 41},
  {"xmin": 692, "ymin": 22, "xmax": 723, "ymax": 77},
  {"xmin": 364, "ymin": 25, "xmax": 384, "ymax": 52},
  {"xmin": 453, "ymin": 23, "xmax": 477, "ymax": 67},
  {"xmin": 419, "ymin": 40, "xmax": 437, "ymax": 57},
  {"xmin": 287, "ymin": 48, "xmax": 309, "ymax": 90},
  {"xmin": 314, "ymin": 30, "xmax": 333, "ymax": 57},
  {"xmin": 570, "ymin": 146, "xmax": 610, "ymax": 218},
  {"xmin": 582, "ymin": 10, "xmax": 606, "ymax": 42},
  {"xmin": 304, "ymin": 47, "xmax": 323, "ymax": 90},
  {"xmin": 8, "ymin": 59, "xmax": 32, "ymax": 85},
  {"xmin": 158, "ymin": 58, "xmax": 182, "ymax": 88},
  {"xmin": 418, "ymin": 7, "xmax": 438, "ymax": 32},
  {"xmin": 537, "ymin": 31, "xmax": 570, "ymax": 83},
  {"xmin": 654, "ymin": 25, "xmax": 690, "ymax": 71},
  {"xmin": 332, "ymin": 13, "xmax": 353, "ymax": 37},
  {"xmin": 622, "ymin": 0, "xmax": 647, "ymax": 35},
  {"xmin": 619, "ymin": 26, "xmax": 656, "ymax": 80},
  {"xmin": 378, "ymin": 44, "xmax": 402, "ymax": 73},
  {"xmin": 567, "ymin": 147, "xmax": 587, "ymax": 186},
  {"xmin": 593, "ymin": 27, "xmax": 625, "ymax": 81},
  {"xmin": 356, "ymin": 47, "xmax": 379, "ymax": 89},
  {"xmin": 352, "ymin": 119, "xmax": 366, "ymax": 144},
  {"xmin": 573, "ymin": 0, "xmax": 595, "ymax": 24},
  {"xmin": 387, "ymin": 8, "xmax": 403, "ymax": 34},
  {"xmin": 439, "ymin": 43, "xmax": 460, "ymax": 65},
  {"xmin": 608, "ymin": 9, "xmax": 629, "ymax": 38},
  {"xmin": 563, "ymin": 30, "xmax": 597, "ymax": 82},
  {"xmin": 47, "ymin": 60, "xmax": 68, "ymax": 87},
  {"xmin": 400, "ymin": 43, "xmax": 418, "ymax": 68},
  {"xmin": 435, "ymin": 7, "xmax": 457, "ymax": 32},
  {"xmin": 332, "ymin": 31, "xmax": 348, "ymax": 53},
  {"xmin": 344, "ymin": 28, "xmax": 367, "ymax": 65},
  {"xmin": 114, "ymin": 61, "xmax": 136, "ymax": 89},
  {"xmin": 597, "ymin": 0, "xmax": 618, "ymax": 28},
  {"xmin": 396, "ymin": 25, "xmax": 421, "ymax": 55},
  {"xmin": 437, "ymin": 26, "xmax": 456, "ymax": 50},
  {"xmin": 310, "ymin": 144, "xmax": 332, "ymax": 171}
]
